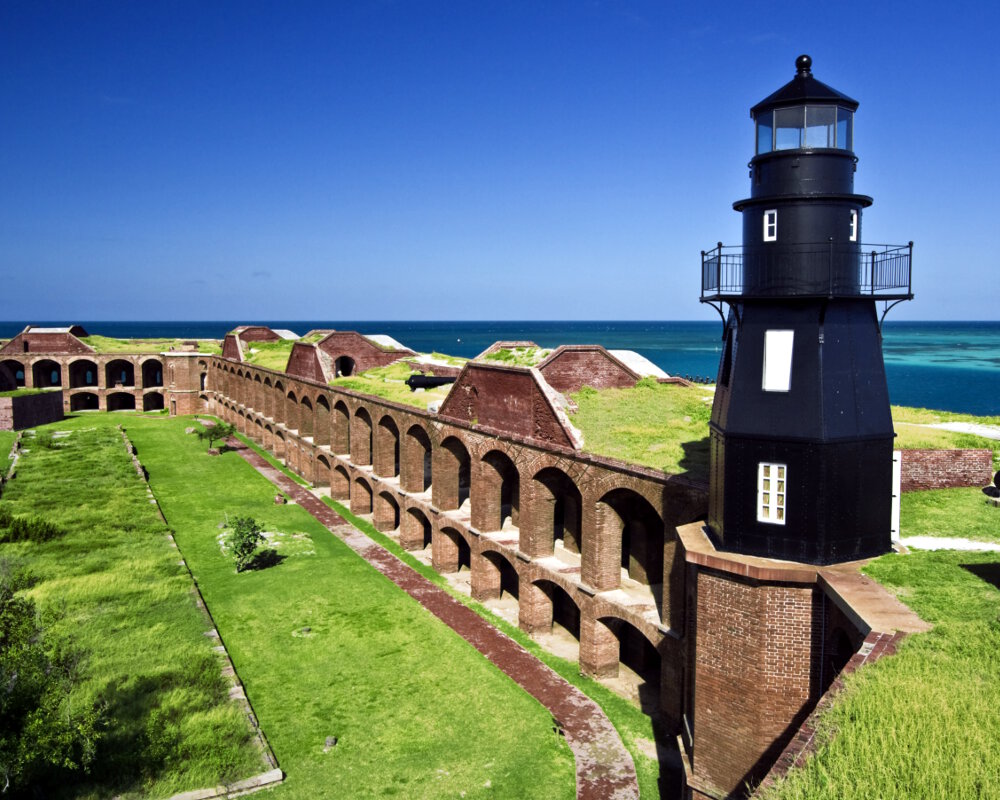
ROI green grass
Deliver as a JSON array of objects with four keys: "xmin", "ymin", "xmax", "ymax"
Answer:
[
  {"xmin": 892, "ymin": 404, "xmax": 1000, "ymax": 427},
  {"xmin": 241, "ymin": 340, "xmax": 297, "ymax": 370},
  {"xmin": 479, "ymin": 347, "xmax": 551, "ymax": 367},
  {"xmin": 332, "ymin": 361, "xmax": 453, "ymax": 409},
  {"xmin": 569, "ymin": 378, "xmax": 714, "ymax": 480},
  {"xmin": 1, "ymin": 429, "xmax": 16, "ymax": 474},
  {"xmin": 0, "ymin": 388, "xmax": 52, "ymax": 398},
  {"xmin": 125, "ymin": 414, "xmax": 576, "ymax": 799},
  {"xmin": 0, "ymin": 417, "xmax": 263, "ymax": 798},
  {"xmin": 79, "ymin": 335, "xmax": 221, "ymax": 354},
  {"xmin": 761, "ymin": 548, "xmax": 1000, "ymax": 799},
  {"xmin": 899, "ymin": 487, "xmax": 1000, "ymax": 542},
  {"xmin": 893, "ymin": 421, "xmax": 999, "ymax": 456}
]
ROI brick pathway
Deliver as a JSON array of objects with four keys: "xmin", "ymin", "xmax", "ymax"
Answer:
[{"xmin": 235, "ymin": 445, "xmax": 639, "ymax": 799}]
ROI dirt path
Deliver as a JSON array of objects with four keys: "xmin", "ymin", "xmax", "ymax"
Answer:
[{"xmin": 235, "ymin": 445, "xmax": 640, "ymax": 799}]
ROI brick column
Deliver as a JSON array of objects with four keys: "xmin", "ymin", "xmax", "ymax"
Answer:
[
  {"xmin": 373, "ymin": 492, "xmax": 398, "ymax": 532},
  {"xmin": 373, "ymin": 422, "xmax": 397, "ymax": 478},
  {"xmin": 580, "ymin": 616, "xmax": 619, "ymax": 678},
  {"xmin": 432, "ymin": 528, "xmax": 460, "ymax": 573},
  {"xmin": 351, "ymin": 416, "xmax": 372, "ymax": 465},
  {"xmin": 518, "ymin": 480, "xmax": 552, "ymax": 559},
  {"xmin": 471, "ymin": 550, "xmax": 501, "ymax": 601},
  {"xmin": 432, "ymin": 447, "xmax": 459, "ymax": 510},
  {"xmin": 399, "ymin": 432, "xmax": 424, "ymax": 492},
  {"xmin": 582, "ymin": 497, "xmax": 620, "ymax": 591},
  {"xmin": 471, "ymin": 459, "xmax": 500, "ymax": 532},
  {"xmin": 399, "ymin": 509, "xmax": 426, "ymax": 550},
  {"xmin": 518, "ymin": 579, "xmax": 553, "ymax": 633}
]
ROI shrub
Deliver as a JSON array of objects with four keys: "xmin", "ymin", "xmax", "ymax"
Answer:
[
  {"xmin": 4, "ymin": 514, "xmax": 62, "ymax": 543},
  {"xmin": 227, "ymin": 516, "xmax": 264, "ymax": 572}
]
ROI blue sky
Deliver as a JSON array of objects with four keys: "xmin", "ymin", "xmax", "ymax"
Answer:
[{"xmin": 1, "ymin": 1, "xmax": 997, "ymax": 321}]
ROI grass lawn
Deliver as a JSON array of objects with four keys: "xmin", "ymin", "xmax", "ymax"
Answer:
[
  {"xmin": 332, "ymin": 361, "xmax": 452, "ymax": 409},
  {"xmin": 0, "ymin": 388, "xmax": 52, "ymax": 398},
  {"xmin": 242, "ymin": 340, "xmax": 296, "ymax": 370},
  {"xmin": 899, "ymin": 487, "xmax": 1000, "ymax": 542},
  {"xmin": 0, "ymin": 418, "xmax": 263, "ymax": 798},
  {"xmin": 569, "ymin": 378, "xmax": 714, "ymax": 480},
  {"xmin": 79, "ymin": 334, "xmax": 221, "ymax": 354},
  {"xmin": 761, "ymin": 547, "xmax": 1000, "ymax": 799},
  {"xmin": 126, "ymin": 414, "xmax": 576, "ymax": 799}
]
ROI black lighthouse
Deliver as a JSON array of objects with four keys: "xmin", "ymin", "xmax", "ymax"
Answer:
[{"xmin": 701, "ymin": 55, "xmax": 913, "ymax": 565}]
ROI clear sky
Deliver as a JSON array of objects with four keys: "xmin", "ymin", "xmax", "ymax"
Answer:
[{"xmin": 1, "ymin": 1, "xmax": 997, "ymax": 321}]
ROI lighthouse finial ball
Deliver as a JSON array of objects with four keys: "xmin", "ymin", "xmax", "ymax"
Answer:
[{"xmin": 796, "ymin": 54, "xmax": 812, "ymax": 76}]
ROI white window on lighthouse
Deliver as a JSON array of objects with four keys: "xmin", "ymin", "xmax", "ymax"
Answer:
[
  {"xmin": 757, "ymin": 463, "xmax": 787, "ymax": 524},
  {"xmin": 763, "ymin": 209, "xmax": 778, "ymax": 241},
  {"xmin": 762, "ymin": 329, "xmax": 794, "ymax": 392},
  {"xmin": 849, "ymin": 209, "xmax": 858, "ymax": 242}
]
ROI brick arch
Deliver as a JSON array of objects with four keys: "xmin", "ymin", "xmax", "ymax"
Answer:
[
  {"xmin": 106, "ymin": 391, "xmax": 136, "ymax": 411},
  {"xmin": 434, "ymin": 436, "xmax": 470, "ymax": 511},
  {"xmin": 352, "ymin": 407, "xmax": 373, "ymax": 465},
  {"xmin": 299, "ymin": 395, "xmax": 314, "ymax": 438},
  {"xmin": 142, "ymin": 391, "xmax": 165, "ymax": 412},
  {"xmin": 284, "ymin": 389, "xmax": 299, "ymax": 433},
  {"xmin": 472, "ymin": 546, "xmax": 520, "ymax": 602},
  {"xmin": 273, "ymin": 429, "xmax": 286, "ymax": 459},
  {"xmin": 374, "ymin": 414, "xmax": 400, "ymax": 478},
  {"xmin": 596, "ymin": 488, "xmax": 664, "ymax": 589},
  {"xmin": 332, "ymin": 400, "xmax": 350, "ymax": 454},
  {"xmin": 0, "ymin": 359, "xmax": 25, "ymax": 388},
  {"xmin": 474, "ymin": 449, "xmax": 520, "ymax": 533},
  {"xmin": 32, "ymin": 358, "xmax": 62, "ymax": 388},
  {"xmin": 315, "ymin": 454, "xmax": 332, "ymax": 487},
  {"xmin": 432, "ymin": 525, "xmax": 471, "ymax": 574},
  {"xmin": 68, "ymin": 358, "xmax": 99, "ymax": 389},
  {"xmin": 70, "ymin": 391, "xmax": 99, "ymax": 411},
  {"xmin": 351, "ymin": 475, "xmax": 373, "ymax": 514},
  {"xmin": 140, "ymin": 357, "xmax": 164, "ymax": 388},
  {"xmin": 400, "ymin": 505, "xmax": 432, "ymax": 550},
  {"xmin": 401, "ymin": 424, "xmax": 432, "ymax": 493},
  {"xmin": 331, "ymin": 464, "xmax": 350, "ymax": 501},
  {"xmin": 314, "ymin": 395, "xmax": 331, "ymax": 447},
  {"xmin": 374, "ymin": 490, "xmax": 400, "ymax": 532},
  {"xmin": 520, "ymin": 578, "xmax": 580, "ymax": 641},
  {"xmin": 526, "ymin": 466, "xmax": 583, "ymax": 559},
  {"xmin": 262, "ymin": 376, "xmax": 274, "ymax": 418},
  {"xmin": 591, "ymin": 615, "xmax": 662, "ymax": 697}
]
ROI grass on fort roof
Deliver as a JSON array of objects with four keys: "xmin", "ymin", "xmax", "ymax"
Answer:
[
  {"xmin": 241, "ymin": 340, "xmax": 296, "ymax": 371},
  {"xmin": 760, "ymin": 546, "xmax": 1000, "ymax": 800},
  {"xmin": 479, "ymin": 346, "xmax": 551, "ymax": 367},
  {"xmin": 79, "ymin": 334, "xmax": 221, "ymax": 354},
  {"xmin": 122, "ymin": 414, "xmax": 575, "ymax": 799},
  {"xmin": 0, "ymin": 418, "xmax": 263, "ymax": 798},
  {"xmin": 0, "ymin": 387, "xmax": 51, "ymax": 398},
  {"xmin": 332, "ymin": 361, "xmax": 453, "ymax": 410},
  {"xmin": 569, "ymin": 377, "xmax": 714, "ymax": 481}
]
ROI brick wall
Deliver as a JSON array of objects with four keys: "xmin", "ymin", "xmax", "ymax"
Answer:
[
  {"xmin": 0, "ymin": 392, "xmax": 64, "ymax": 430},
  {"xmin": 0, "ymin": 332, "xmax": 93, "ymax": 356},
  {"xmin": 538, "ymin": 346, "xmax": 638, "ymax": 393},
  {"xmin": 285, "ymin": 343, "xmax": 327, "ymax": 383},
  {"xmin": 900, "ymin": 448, "xmax": 994, "ymax": 492},
  {"xmin": 317, "ymin": 331, "xmax": 415, "ymax": 374}
]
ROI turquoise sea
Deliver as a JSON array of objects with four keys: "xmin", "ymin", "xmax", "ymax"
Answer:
[{"xmin": 2, "ymin": 320, "xmax": 997, "ymax": 417}]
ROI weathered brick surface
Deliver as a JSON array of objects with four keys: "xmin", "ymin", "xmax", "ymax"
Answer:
[
  {"xmin": 900, "ymin": 448, "xmax": 993, "ymax": 491},
  {"xmin": 317, "ymin": 331, "xmax": 414, "ymax": 374},
  {"xmin": 0, "ymin": 331, "xmax": 93, "ymax": 356},
  {"xmin": 0, "ymin": 392, "xmax": 64, "ymax": 430},
  {"xmin": 284, "ymin": 343, "xmax": 327, "ymax": 383},
  {"xmin": 538, "ymin": 345, "xmax": 639, "ymax": 393}
]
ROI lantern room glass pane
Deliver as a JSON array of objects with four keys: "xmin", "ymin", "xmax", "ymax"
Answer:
[
  {"xmin": 756, "ymin": 111, "xmax": 773, "ymax": 154},
  {"xmin": 837, "ymin": 107, "xmax": 853, "ymax": 150},
  {"xmin": 774, "ymin": 106, "xmax": 804, "ymax": 150},
  {"xmin": 805, "ymin": 106, "xmax": 836, "ymax": 148}
]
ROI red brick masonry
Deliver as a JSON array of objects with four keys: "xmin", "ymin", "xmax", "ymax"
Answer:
[{"xmin": 900, "ymin": 448, "xmax": 993, "ymax": 492}]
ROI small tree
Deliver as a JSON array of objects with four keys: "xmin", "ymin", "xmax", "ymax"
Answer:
[
  {"xmin": 228, "ymin": 516, "xmax": 264, "ymax": 572},
  {"xmin": 197, "ymin": 421, "xmax": 236, "ymax": 451}
]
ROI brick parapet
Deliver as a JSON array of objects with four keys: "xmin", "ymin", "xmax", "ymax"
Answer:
[{"xmin": 899, "ymin": 448, "xmax": 993, "ymax": 492}]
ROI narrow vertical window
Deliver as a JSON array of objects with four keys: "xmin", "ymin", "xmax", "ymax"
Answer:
[
  {"xmin": 849, "ymin": 209, "xmax": 858, "ymax": 242},
  {"xmin": 757, "ymin": 463, "xmax": 787, "ymax": 524},
  {"xmin": 762, "ymin": 329, "xmax": 794, "ymax": 391},
  {"xmin": 763, "ymin": 209, "xmax": 777, "ymax": 242}
]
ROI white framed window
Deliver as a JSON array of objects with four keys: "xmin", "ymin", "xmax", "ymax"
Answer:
[
  {"xmin": 763, "ymin": 209, "xmax": 778, "ymax": 242},
  {"xmin": 757, "ymin": 463, "xmax": 787, "ymax": 524},
  {"xmin": 762, "ymin": 329, "xmax": 794, "ymax": 392},
  {"xmin": 849, "ymin": 209, "xmax": 858, "ymax": 242}
]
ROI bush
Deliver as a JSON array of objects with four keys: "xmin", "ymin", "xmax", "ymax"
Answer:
[
  {"xmin": 227, "ymin": 516, "xmax": 264, "ymax": 572},
  {"xmin": 3, "ymin": 514, "xmax": 62, "ymax": 543}
]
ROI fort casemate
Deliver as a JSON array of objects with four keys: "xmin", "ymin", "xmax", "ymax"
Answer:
[{"xmin": 1, "ymin": 58, "xmax": 960, "ymax": 800}]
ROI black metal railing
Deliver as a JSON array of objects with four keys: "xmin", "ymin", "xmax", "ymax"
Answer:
[{"xmin": 700, "ymin": 241, "xmax": 913, "ymax": 301}]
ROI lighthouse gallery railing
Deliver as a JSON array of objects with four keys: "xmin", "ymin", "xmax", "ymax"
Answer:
[{"xmin": 700, "ymin": 241, "xmax": 913, "ymax": 301}]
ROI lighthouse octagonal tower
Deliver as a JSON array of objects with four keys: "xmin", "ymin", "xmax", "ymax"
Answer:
[{"xmin": 701, "ymin": 55, "xmax": 913, "ymax": 565}]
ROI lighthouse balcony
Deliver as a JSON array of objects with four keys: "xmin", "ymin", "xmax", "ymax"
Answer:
[{"xmin": 700, "ymin": 241, "xmax": 912, "ymax": 301}]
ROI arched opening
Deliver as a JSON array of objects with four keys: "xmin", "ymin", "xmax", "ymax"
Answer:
[
  {"xmin": 285, "ymin": 391, "xmax": 299, "ymax": 432},
  {"xmin": 1, "ymin": 360, "xmax": 26, "ymax": 388},
  {"xmin": 105, "ymin": 359, "xmax": 135, "ymax": 388},
  {"xmin": 263, "ymin": 378, "xmax": 274, "ymax": 419},
  {"xmin": 106, "ymin": 392, "xmax": 136, "ymax": 411},
  {"xmin": 433, "ymin": 526, "xmax": 471, "ymax": 574},
  {"xmin": 332, "ymin": 401, "xmax": 350, "ymax": 454},
  {"xmin": 375, "ymin": 415, "xmax": 400, "ymax": 477},
  {"xmin": 334, "ymin": 355, "xmax": 355, "ymax": 377},
  {"xmin": 314, "ymin": 396, "xmax": 331, "ymax": 447},
  {"xmin": 531, "ymin": 467, "xmax": 583, "ymax": 556},
  {"xmin": 142, "ymin": 392, "xmax": 165, "ymax": 411},
  {"xmin": 199, "ymin": 393, "xmax": 210, "ymax": 412},
  {"xmin": 435, "ymin": 436, "xmax": 470, "ymax": 511},
  {"xmin": 32, "ymin": 359, "xmax": 62, "ymax": 388},
  {"xmin": 597, "ymin": 488, "xmax": 665, "ymax": 587},
  {"xmin": 403, "ymin": 425, "xmax": 432, "ymax": 493},
  {"xmin": 352, "ymin": 477, "xmax": 373, "ymax": 515},
  {"xmin": 332, "ymin": 465, "xmax": 350, "ymax": 501},
  {"xmin": 374, "ymin": 491, "xmax": 400, "ymax": 532},
  {"xmin": 274, "ymin": 430, "xmax": 286, "ymax": 459},
  {"xmin": 599, "ymin": 617, "xmax": 662, "ymax": 710},
  {"xmin": 352, "ymin": 408, "xmax": 373, "ymax": 465},
  {"xmin": 315, "ymin": 455, "xmax": 331, "ymax": 488},
  {"xmin": 70, "ymin": 392, "xmax": 99, "ymax": 411},
  {"xmin": 477, "ymin": 450, "xmax": 520, "ymax": 532},
  {"xmin": 252, "ymin": 417, "xmax": 264, "ymax": 443},
  {"xmin": 523, "ymin": 580, "xmax": 580, "ymax": 642},
  {"xmin": 299, "ymin": 396, "xmax": 314, "ymax": 438},
  {"xmin": 252, "ymin": 374, "xmax": 263, "ymax": 411},
  {"xmin": 401, "ymin": 507, "xmax": 432, "ymax": 551},
  {"xmin": 474, "ymin": 550, "xmax": 520, "ymax": 602},
  {"xmin": 141, "ymin": 359, "xmax": 163, "ymax": 388},
  {"xmin": 68, "ymin": 359, "xmax": 98, "ymax": 389}
]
